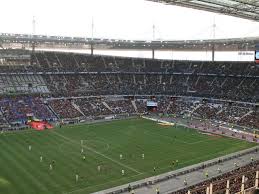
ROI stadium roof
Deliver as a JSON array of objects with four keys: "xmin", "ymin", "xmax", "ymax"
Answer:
[
  {"xmin": 148, "ymin": 0, "xmax": 259, "ymax": 21},
  {"xmin": 0, "ymin": 33, "xmax": 259, "ymax": 51},
  {"xmin": 0, "ymin": 33, "xmax": 258, "ymax": 51}
]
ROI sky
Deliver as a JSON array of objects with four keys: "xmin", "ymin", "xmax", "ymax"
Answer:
[{"xmin": 1, "ymin": 0, "xmax": 259, "ymax": 41}]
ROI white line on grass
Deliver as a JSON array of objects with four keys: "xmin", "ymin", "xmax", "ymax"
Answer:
[
  {"xmin": 0, "ymin": 130, "xmax": 36, "ymax": 136},
  {"xmin": 58, "ymin": 139, "xmax": 110, "ymax": 155},
  {"xmin": 51, "ymin": 130, "xmax": 142, "ymax": 174},
  {"xmin": 64, "ymin": 149, "xmax": 228, "ymax": 194},
  {"xmin": 144, "ymin": 130, "xmax": 208, "ymax": 145}
]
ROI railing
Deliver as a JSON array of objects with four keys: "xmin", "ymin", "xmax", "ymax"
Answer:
[
  {"xmin": 236, "ymin": 187, "xmax": 257, "ymax": 194},
  {"xmin": 97, "ymin": 146, "xmax": 259, "ymax": 194},
  {"xmin": 189, "ymin": 170, "xmax": 259, "ymax": 194}
]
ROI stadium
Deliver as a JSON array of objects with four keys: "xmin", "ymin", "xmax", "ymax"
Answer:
[{"xmin": 0, "ymin": 0, "xmax": 259, "ymax": 194}]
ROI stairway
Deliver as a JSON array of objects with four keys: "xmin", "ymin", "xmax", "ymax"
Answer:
[
  {"xmin": 191, "ymin": 103, "xmax": 202, "ymax": 115},
  {"xmin": 216, "ymin": 108, "xmax": 223, "ymax": 115},
  {"xmin": 239, "ymin": 110, "xmax": 254, "ymax": 121},
  {"xmin": 131, "ymin": 100, "xmax": 138, "ymax": 113},
  {"xmin": 102, "ymin": 101, "xmax": 113, "ymax": 112},
  {"xmin": 71, "ymin": 101, "xmax": 85, "ymax": 116},
  {"xmin": 46, "ymin": 103, "xmax": 60, "ymax": 120}
]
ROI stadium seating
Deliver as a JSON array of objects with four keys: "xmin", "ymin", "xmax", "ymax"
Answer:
[
  {"xmin": 0, "ymin": 96, "xmax": 55, "ymax": 124},
  {"xmin": 170, "ymin": 161, "xmax": 259, "ymax": 194},
  {"xmin": 0, "ymin": 51, "xmax": 258, "ymax": 128},
  {"xmin": 0, "ymin": 51, "xmax": 258, "ymax": 194}
]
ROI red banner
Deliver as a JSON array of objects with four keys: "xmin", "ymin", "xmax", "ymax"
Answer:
[{"xmin": 27, "ymin": 121, "xmax": 53, "ymax": 131}]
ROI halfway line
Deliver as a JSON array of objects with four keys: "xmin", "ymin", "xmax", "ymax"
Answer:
[{"xmin": 51, "ymin": 130, "xmax": 142, "ymax": 174}]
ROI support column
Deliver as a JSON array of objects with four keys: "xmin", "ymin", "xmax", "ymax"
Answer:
[
  {"xmin": 90, "ymin": 43, "xmax": 94, "ymax": 55},
  {"xmin": 241, "ymin": 175, "xmax": 245, "ymax": 192},
  {"xmin": 206, "ymin": 187, "xmax": 210, "ymax": 194},
  {"xmin": 255, "ymin": 171, "xmax": 259, "ymax": 188},
  {"xmin": 152, "ymin": 48, "xmax": 155, "ymax": 59},
  {"xmin": 209, "ymin": 183, "xmax": 213, "ymax": 194},
  {"xmin": 212, "ymin": 44, "xmax": 215, "ymax": 62},
  {"xmin": 226, "ymin": 180, "xmax": 230, "ymax": 194}
]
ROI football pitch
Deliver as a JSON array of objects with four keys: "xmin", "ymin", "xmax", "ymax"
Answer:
[{"xmin": 0, "ymin": 118, "xmax": 256, "ymax": 194}]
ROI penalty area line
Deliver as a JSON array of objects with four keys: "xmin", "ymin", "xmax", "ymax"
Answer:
[{"xmin": 51, "ymin": 130, "xmax": 142, "ymax": 174}]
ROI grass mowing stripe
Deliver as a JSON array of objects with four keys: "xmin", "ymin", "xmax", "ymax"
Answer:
[
  {"xmin": 10, "ymin": 132, "xmax": 73, "ymax": 193},
  {"xmin": 0, "ymin": 146, "xmax": 29, "ymax": 193},
  {"xmin": 10, "ymin": 135, "xmax": 57, "ymax": 192},
  {"xmin": 1, "ymin": 137, "xmax": 49, "ymax": 193},
  {"xmin": 51, "ymin": 130, "xmax": 142, "ymax": 174},
  {"xmin": 0, "ymin": 118, "xmax": 255, "ymax": 194},
  {"xmin": 51, "ymin": 134, "xmax": 131, "ymax": 192},
  {"xmin": 63, "ymin": 173, "xmax": 143, "ymax": 194}
]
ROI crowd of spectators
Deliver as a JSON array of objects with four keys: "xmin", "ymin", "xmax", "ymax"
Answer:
[
  {"xmin": 0, "ymin": 96, "xmax": 55, "ymax": 124},
  {"xmin": 193, "ymin": 102, "xmax": 259, "ymax": 129},
  {"xmin": 0, "ymin": 51, "xmax": 258, "ymax": 102},
  {"xmin": 0, "ymin": 95, "xmax": 258, "ymax": 130},
  {"xmin": 239, "ymin": 112, "xmax": 259, "ymax": 129},
  {"xmin": 0, "ymin": 51, "xmax": 258, "ymax": 127},
  {"xmin": 33, "ymin": 73, "xmax": 257, "ymax": 102},
  {"xmin": 73, "ymin": 98, "xmax": 111, "ymax": 117},
  {"xmin": 0, "ymin": 110, "xmax": 9, "ymax": 129},
  {"xmin": 171, "ymin": 160, "xmax": 259, "ymax": 194},
  {"xmin": 105, "ymin": 99, "xmax": 135, "ymax": 114},
  {"xmin": 2, "ymin": 51, "xmax": 258, "ymax": 76},
  {"xmin": 30, "ymin": 52, "xmax": 259, "ymax": 76},
  {"xmin": 0, "ymin": 51, "xmax": 258, "ymax": 193},
  {"xmin": 48, "ymin": 99, "xmax": 82, "ymax": 119}
]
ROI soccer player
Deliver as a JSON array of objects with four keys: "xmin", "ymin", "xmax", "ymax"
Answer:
[
  {"xmin": 28, "ymin": 145, "xmax": 32, "ymax": 151},
  {"xmin": 184, "ymin": 178, "xmax": 187, "ymax": 185},
  {"xmin": 142, "ymin": 153, "xmax": 144, "ymax": 159},
  {"xmin": 49, "ymin": 164, "xmax": 53, "ymax": 170},
  {"xmin": 40, "ymin": 156, "xmax": 43, "ymax": 162},
  {"xmin": 83, "ymin": 156, "xmax": 86, "ymax": 160},
  {"xmin": 120, "ymin": 154, "xmax": 123, "ymax": 160},
  {"xmin": 121, "ymin": 169, "xmax": 124, "ymax": 175},
  {"xmin": 205, "ymin": 171, "xmax": 209, "ymax": 178},
  {"xmin": 251, "ymin": 157, "xmax": 254, "ymax": 162},
  {"xmin": 171, "ymin": 160, "xmax": 175, "ymax": 167},
  {"xmin": 75, "ymin": 174, "xmax": 79, "ymax": 182},
  {"xmin": 156, "ymin": 187, "xmax": 160, "ymax": 194},
  {"xmin": 128, "ymin": 184, "xmax": 132, "ymax": 192},
  {"xmin": 153, "ymin": 167, "xmax": 156, "ymax": 172},
  {"xmin": 97, "ymin": 165, "xmax": 101, "ymax": 172},
  {"xmin": 81, "ymin": 148, "xmax": 84, "ymax": 154}
]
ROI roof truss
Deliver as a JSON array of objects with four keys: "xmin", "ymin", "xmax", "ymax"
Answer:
[{"xmin": 149, "ymin": 0, "xmax": 259, "ymax": 21}]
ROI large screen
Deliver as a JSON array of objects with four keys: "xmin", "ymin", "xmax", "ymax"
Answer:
[
  {"xmin": 255, "ymin": 50, "xmax": 259, "ymax": 60},
  {"xmin": 255, "ymin": 50, "xmax": 259, "ymax": 64},
  {"xmin": 147, "ymin": 101, "xmax": 157, "ymax": 107},
  {"xmin": 147, "ymin": 101, "xmax": 157, "ymax": 112}
]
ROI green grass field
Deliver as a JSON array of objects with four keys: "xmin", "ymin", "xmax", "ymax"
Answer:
[{"xmin": 0, "ymin": 118, "xmax": 256, "ymax": 194}]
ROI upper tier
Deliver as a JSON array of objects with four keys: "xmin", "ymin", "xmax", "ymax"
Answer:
[{"xmin": 0, "ymin": 51, "xmax": 257, "ymax": 76}]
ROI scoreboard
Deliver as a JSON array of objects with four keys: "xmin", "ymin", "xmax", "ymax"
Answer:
[
  {"xmin": 147, "ymin": 101, "xmax": 157, "ymax": 112},
  {"xmin": 255, "ymin": 50, "xmax": 259, "ymax": 63},
  {"xmin": 256, "ymin": 44, "xmax": 259, "ymax": 64}
]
